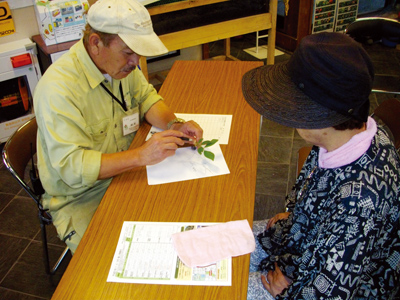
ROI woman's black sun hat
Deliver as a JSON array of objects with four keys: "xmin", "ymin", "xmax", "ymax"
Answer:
[{"xmin": 242, "ymin": 32, "xmax": 374, "ymax": 129}]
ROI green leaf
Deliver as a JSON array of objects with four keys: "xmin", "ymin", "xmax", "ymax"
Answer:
[
  {"xmin": 196, "ymin": 138, "xmax": 203, "ymax": 146},
  {"xmin": 204, "ymin": 139, "xmax": 218, "ymax": 148},
  {"xmin": 197, "ymin": 147, "xmax": 204, "ymax": 154},
  {"xmin": 204, "ymin": 151, "xmax": 215, "ymax": 161}
]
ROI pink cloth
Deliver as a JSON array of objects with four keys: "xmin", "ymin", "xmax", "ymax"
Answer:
[
  {"xmin": 318, "ymin": 117, "xmax": 377, "ymax": 168},
  {"xmin": 171, "ymin": 220, "xmax": 255, "ymax": 268}
]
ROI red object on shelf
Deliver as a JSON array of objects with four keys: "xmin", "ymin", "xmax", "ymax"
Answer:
[{"xmin": 11, "ymin": 53, "xmax": 32, "ymax": 68}]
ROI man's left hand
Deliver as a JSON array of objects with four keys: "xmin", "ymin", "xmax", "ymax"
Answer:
[{"xmin": 171, "ymin": 120, "xmax": 203, "ymax": 143}]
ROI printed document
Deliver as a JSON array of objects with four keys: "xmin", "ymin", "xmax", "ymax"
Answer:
[{"xmin": 107, "ymin": 221, "xmax": 232, "ymax": 286}]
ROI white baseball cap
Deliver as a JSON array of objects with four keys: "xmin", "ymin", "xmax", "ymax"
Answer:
[{"xmin": 87, "ymin": 0, "xmax": 168, "ymax": 57}]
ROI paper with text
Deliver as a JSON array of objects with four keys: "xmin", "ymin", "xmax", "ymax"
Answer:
[{"xmin": 107, "ymin": 221, "xmax": 232, "ymax": 286}]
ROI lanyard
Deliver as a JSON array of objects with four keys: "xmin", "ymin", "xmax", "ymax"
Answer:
[{"xmin": 100, "ymin": 81, "xmax": 127, "ymax": 112}]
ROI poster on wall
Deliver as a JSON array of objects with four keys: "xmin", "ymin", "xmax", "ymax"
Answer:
[
  {"xmin": 34, "ymin": 0, "xmax": 90, "ymax": 46},
  {"xmin": 335, "ymin": 0, "xmax": 359, "ymax": 32},
  {"xmin": 312, "ymin": 0, "xmax": 337, "ymax": 34},
  {"xmin": 0, "ymin": 1, "xmax": 16, "ymax": 37},
  {"xmin": 312, "ymin": 0, "xmax": 359, "ymax": 34}
]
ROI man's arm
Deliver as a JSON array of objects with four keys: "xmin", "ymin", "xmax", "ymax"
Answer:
[
  {"xmin": 98, "ymin": 101, "xmax": 203, "ymax": 179},
  {"xmin": 144, "ymin": 100, "xmax": 176, "ymax": 130},
  {"xmin": 144, "ymin": 101, "xmax": 203, "ymax": 140},
  {"xmin": 98, "ymin": 129, "xmax": 189, "ymax": 179}
]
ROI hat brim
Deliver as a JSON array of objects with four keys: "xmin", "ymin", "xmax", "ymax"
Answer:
[
  {"xmin": 119, "ymin": 32, "xmax": 169, "ymax": 57},
  {"xmin": 242, "ymin": 63, "xmax": 352, "ymax": 129}
]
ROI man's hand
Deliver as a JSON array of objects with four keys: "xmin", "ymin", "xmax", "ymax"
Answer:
[
  {"xmin": 261, "ymin": 262, "xmax": 292, "ymax": 297},
  {"xmin": 266, "ymin": 212, "xmax": 290, "ymax": 230},
  {"xmin": 170, "ymin": 120, "xmax": 203, "ymax": 144},
  {"xmin": 99, "ymin": 130, "xmax": 191, "ymax": 179},
  {"xmin": 137, "ymin": 130, "xmax": 190, "ymax": 165}
]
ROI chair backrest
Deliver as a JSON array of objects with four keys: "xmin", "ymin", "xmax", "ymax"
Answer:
[
  {"xmin": 372, "ymin": 98, "xmax": 400, "ymax": 150},
  {"xmin": 345, "ymin": 17, "xmax": 400, "ymax": 45},
  {"xmin": 2, "ymin": 117, "xmax": 40, "ymax": 202}
]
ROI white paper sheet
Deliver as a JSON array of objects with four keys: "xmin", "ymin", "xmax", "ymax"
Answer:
[
  {"xmin": 146, "ymin": 144, "xmax": 230, "ymax": 185},
  {"xmin": 146, "ymin": 114, "xmax": 232, "ymax": 144},
  {"xmin": 107, "ymin": 221, "xmax": 232, "ymax": 286}
]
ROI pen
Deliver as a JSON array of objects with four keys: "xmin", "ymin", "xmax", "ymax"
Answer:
[
  {"xmin": 178, "ymin": 137, "xmax": 196, "ymax": 150},
  {"xmin": 180, "ymin": 137, "xmax": 193, "ymax": 142}
]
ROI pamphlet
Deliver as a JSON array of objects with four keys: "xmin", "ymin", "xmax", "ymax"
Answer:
[{"xmin": 107, "ymin": 221, "xmax": 232, "ymax": 286}]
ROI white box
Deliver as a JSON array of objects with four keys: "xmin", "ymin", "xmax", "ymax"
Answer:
[{"xmin": 34, "ymin": 0, "xmax": 89, "ymax": 46}]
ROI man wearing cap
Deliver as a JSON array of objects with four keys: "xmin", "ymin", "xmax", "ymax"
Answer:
[
  {"xmin": 242, "ymin": 32, "xmax": 400, "ymax": 299},
  {"xmin": 34, "ymin": 0, "xmax": 202, "ymax": 254}
]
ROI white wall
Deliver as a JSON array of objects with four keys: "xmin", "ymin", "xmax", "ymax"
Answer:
[{"xmin": 0, "ymin": 5, "xmax": 39, "ymax": 44}]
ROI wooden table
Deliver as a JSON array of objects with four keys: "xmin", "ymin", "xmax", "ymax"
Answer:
[{"xmin": 52, "ymin": 60, "xmax": 263, "ymax": 300}]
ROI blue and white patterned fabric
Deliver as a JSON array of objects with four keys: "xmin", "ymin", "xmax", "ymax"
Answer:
[{"xmin": 254, "ymin": 127, "xmax": 400, "ymax": 299}]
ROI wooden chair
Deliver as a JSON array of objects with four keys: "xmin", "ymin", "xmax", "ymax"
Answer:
[
  {"xmin": 296, "ymin": 98, "xmax": 400, "ymax": 176},
  {"xmin": 2, "ymin": 117, "xmax": 69, "ymax": 275},
  {"xmin": 296, "ymin": 145, "xmax": 312, "ymax": 176}
]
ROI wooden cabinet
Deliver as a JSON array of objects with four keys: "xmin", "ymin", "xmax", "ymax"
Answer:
[{"xmin": 276, "ymin": 0, "xmax": 313, "ymax": 52}]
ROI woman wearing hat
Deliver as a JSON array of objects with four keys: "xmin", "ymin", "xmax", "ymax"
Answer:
[{"xmin": 243, "ymin": 32, "xmax": 400, "ymax": 299}]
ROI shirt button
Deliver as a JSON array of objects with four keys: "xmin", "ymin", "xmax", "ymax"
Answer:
[{"xmin": 115, "ymin": 124, "xmax": 117, "ymax": 128}]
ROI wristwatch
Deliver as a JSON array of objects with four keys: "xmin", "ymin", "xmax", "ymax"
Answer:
[{"xmin": 167, "ymin": 117, "xmax": 185, "ymax": 129}]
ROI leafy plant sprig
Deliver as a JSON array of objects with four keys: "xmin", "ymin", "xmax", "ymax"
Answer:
[{"xmin": 194, "ymin": 138, "xmax": 218, "ymax": 161}]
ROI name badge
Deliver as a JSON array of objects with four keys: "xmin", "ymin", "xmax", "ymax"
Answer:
[{"xmin": 122, "ymin": 107, "xmax": 139, "ymax": 136}]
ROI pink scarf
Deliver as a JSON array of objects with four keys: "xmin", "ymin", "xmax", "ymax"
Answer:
[{"xmin": 318, "ymin": 117, "xmax": 377, "ymax": 169}]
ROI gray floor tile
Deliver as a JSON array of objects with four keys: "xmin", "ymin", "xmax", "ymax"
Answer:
[
  {"xmin": 0, "ymin": 168, "xmax": 23, "ymax": 196},
  {"xmin": 255, "ymin": 162, "xmax": 289, "ymax": 196},
  {"xmin": 0, "ymin": 193, "xmax": 14, "ymax": 212},
  {"xmin": 258, "ymin": 136, "xmax": 293, "ymax": 164},
  {"xmin": 260, "ymin": 118, "xmax": 294, "ymax": 138},
  {"xmin": 0, "ymin": 196, "xmax": 40, "ymax": 239},
  {"xmin": 0, "ymin": 288, "xmax": 44, "ymax": 300},
  {"xmin": 0, "ymin": 235, "xmax": 30, "ymax": 280},
  {"xmin": 253, "ymin": 194, "xmax": 286, "ymax": 220},
  {"xmin": 0, "ymin": 242, "xmax": 70, "ymax": 300}
]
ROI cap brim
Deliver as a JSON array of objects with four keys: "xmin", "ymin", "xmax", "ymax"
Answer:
[
  {"xmin": 119, "ymin": 32, "xmax": 169, "ymax": 57},
  {"xmin": 242, "ymin": 63, "xmax": 352, "ymax": 129}
]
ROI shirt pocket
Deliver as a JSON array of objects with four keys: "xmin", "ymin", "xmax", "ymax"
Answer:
[{"xmin": 86, "ymin": 119, "xmax": 110, "ymax": 146}]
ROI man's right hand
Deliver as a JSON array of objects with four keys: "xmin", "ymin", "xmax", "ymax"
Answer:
[
  {"xmin": 98, "ymin": 130, "xmax": 190, "ymax": 179},
  {"xmin": 136, "ymin": 130, "xmax": 191, "ymax": 166}
]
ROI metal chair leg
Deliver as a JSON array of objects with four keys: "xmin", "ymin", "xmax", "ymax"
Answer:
[{"xmin": 39, "ymin": 211, "xmax": 69, "ymax": 275}]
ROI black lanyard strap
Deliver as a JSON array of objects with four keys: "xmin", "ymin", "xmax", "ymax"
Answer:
[{"xmin": 100, "ymin": 81, "xmax": 127, "ymax": 112}]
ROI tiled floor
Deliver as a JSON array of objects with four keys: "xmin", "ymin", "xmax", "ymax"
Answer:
[{"xmin": 1, "ymin": 7, "xmax": 400, "ymax": 299}]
